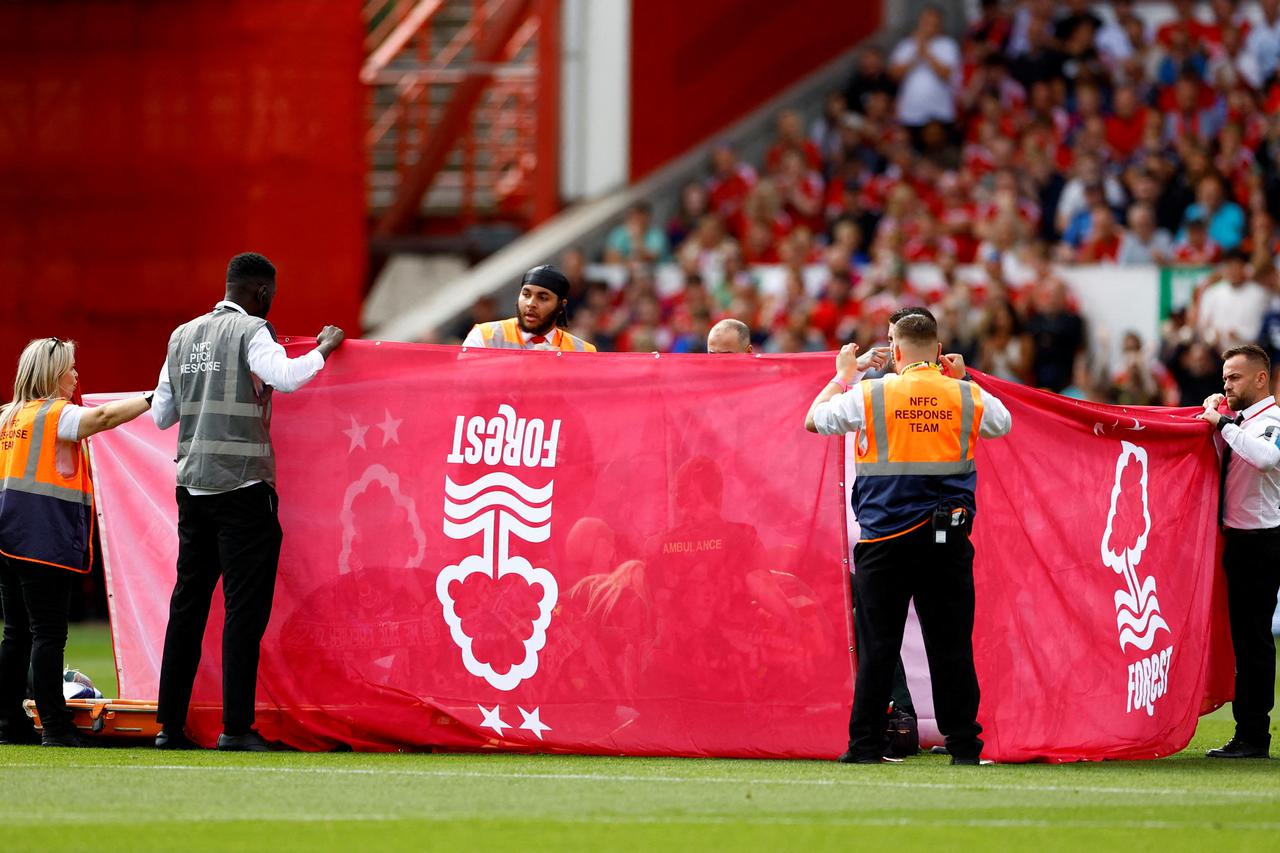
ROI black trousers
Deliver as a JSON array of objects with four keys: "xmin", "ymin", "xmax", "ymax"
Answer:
[
  {"xmin": 848, "ymin": 519, "xmax": 982, "ymax": 760},
  {"xmin": 1222, "ymin": 530, "xmax": 1280, "ymax": 745},
  {"xmin": 0, "ymin": 554, "xmax": 74, "ymax": 737},
  {"xmin": 850, "ymin": 574, "xmax": 916, "ymax": 717},
  {"xmin": 156, "ymin": 482, "xmax": 282, "ymax": 735}
]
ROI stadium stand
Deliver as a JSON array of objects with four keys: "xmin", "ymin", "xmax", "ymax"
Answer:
[{"xmin": 446, "ymin": 0, "xmax": 1280, "ymax": 409}]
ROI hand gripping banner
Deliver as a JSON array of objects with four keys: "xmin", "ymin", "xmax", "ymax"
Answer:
[{"xmin": 88, "ymin": 344, "xmax": 1231, "ymax": 760}]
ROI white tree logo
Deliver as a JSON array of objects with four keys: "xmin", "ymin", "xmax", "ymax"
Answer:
[
  {"xmin": 438, "ymin": 405, "xmax": 560, "ymax": 693},
  {"xmin": 1100, "ymin": 442, "xmax": 1170, "ymax": 652}
]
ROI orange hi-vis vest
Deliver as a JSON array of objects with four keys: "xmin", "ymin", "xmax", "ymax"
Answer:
[
  {"xmin": 0, "ymin": 399, "xmax": 94, "ymax": 572},
  {"xmin": 473, "ymin": 318, "xmax": 597, "ymax": 352},
  {"xmin": 853, "ymin": 364, "xmax": 985, "ymax": 542}
]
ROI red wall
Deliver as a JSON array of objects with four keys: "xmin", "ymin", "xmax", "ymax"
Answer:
[
  {"xmin": 0, "ymin": 1, "xmax": 365, "ymax": 395},
  {"xmin": 629, "ymin": 0, "xmax": 881, "ymax": 179}
]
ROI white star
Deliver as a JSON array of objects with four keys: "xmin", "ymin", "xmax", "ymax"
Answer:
[
  {"xmin": 517, "ymin": 706, "xmax": 550, "ymax": 740},
  {"xmin": 342, "ymin": 416, "xmax": 369, "ymax": 453},
  {"xmin": 478, "ymin": 704, "xmax": 508, "ymax": 736},
  {"xmin": 377, "ymin": 409, "xmax": 402, "ymax": 446}
]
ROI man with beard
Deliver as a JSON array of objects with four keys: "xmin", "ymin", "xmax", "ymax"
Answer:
[
  {"xmin": 463, "ymin": 265, "xmax": 597, "ymax": 351},
  {"xmin": 1197, "ymin": 344, "xmax": 1280, "ymax": 759}
]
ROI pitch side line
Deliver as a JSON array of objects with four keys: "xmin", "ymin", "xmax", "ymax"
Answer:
[
  {"xmin": 0, "ymin": 762, "xmax": 1276, "ymax": 801},
  {"xmin": 0, "ymin": 812, "xmax": 1278, "ymax": 832}
]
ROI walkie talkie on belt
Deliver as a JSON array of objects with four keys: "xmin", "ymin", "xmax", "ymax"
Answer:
[{"xmin": 932, "ymin": 507, "xmax": 968, "ymax": 544}]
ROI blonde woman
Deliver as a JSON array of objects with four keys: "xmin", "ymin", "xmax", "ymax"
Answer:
[{"xmin": 0, "ymin": 338, "xmax": 152, "ymax": 747}]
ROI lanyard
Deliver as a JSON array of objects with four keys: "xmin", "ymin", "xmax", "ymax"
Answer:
[{"xmin": 901, "ymin": 361, "xmax": 942, "ymax": 375}]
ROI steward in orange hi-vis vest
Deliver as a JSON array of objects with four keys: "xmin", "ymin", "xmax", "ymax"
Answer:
[
  {"xmin": 471, "ymin": 318, "xmax": 596, "ymax": 352},
  {"xmin": 0, "ymin": 399, "xmax": 93, "ymax": 573},
  {"xmin": 0, "ymin": 337, "xmax": 152, "ymax": 747},
  {"xmin": 805, "ymin": 307, "xmax": 1011, "ymax": 765},
  {"xmin": 462, "ymin": 264, "xmax": 597, "ymax": 352},
  {"xmin": 853, "ymin": 364, "xmax": 985, "ymax": 541}
]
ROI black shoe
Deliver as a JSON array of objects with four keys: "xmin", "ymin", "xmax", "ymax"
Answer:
[
  {"xmin": 837, "ymin": 749, "xmax": 904, "ymax": 764},
  {"xmin": 41, "ymin": 730, "xmax": 86, "ymax": 748},
  {"xmin": 0, "ymin": 725, "xmax": 43, "ymax": 746},
  {"xmin": 216, "ymin": 730, "xmax": 272, "ymax": 752},
  {"xmin": 155, "ymin": 729, "xmax": 200, "ymax": 750},
  {"xmin": 1206, "ymin": 738, "xmax": 1269, "ymax": 759},
  {"xmin": 929, "ymin": 745, "xmax": 950, "ymax": 755},
  {"xmin": 950, "ymin": 755, "xmax": 982, "ymax": 765}
]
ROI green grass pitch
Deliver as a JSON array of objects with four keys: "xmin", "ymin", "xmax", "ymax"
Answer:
[{"xmin": 0, "ymin": 623, "xmax": 1276, "ymax": 852}]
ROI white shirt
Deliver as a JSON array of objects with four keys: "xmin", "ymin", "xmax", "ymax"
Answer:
[
  {"xmin": 890, "ymin": 36, "xmax": 959, "ymax": 125},
  {"xmin": 1115, "ymin": 229, "xmax": 1173, "ymax": 265},
  {"xmin": 1245, "ymin": 14, "xmax": 1280, "ymax": 82},
  {"xmin": 462, "ymin": 322, "xmax": 565, "ymax": 351},
  {"xmin": 1196, "ymin": 280, "xmax": 1269, "ymax": 349},
  {"xmin": 56, "ymin": 404, "xmax": 86, "ymax": 442},
  {"xmin": 812, "ymin": 368, "xmax": 1013, "ymax": 439},
  {"xmin": 152, "ymin": 300, "xmax": 327, "ymax": 494},
  {"xmin": 1095, "ymin": 20, "xmax": 1135, "ymax": 65},
  {"xmin": 1217, "ymin": 395, "xmax": 1280, "ymax": 530},
  {"xmin": 1056, "ymin": 176, "xmax": 1127, "ymax": 230}
]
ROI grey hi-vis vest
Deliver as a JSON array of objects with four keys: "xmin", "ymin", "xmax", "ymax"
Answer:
[{"xmin": 167, "ymin": 307, "xmax": 276, "ymax": 490}]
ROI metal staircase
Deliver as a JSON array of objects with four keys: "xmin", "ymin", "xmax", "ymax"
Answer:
[{"xmin": 362, "ymin": 0, "xmax": 559, "ymax": 237}]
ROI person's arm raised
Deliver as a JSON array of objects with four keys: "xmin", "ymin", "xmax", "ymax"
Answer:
[
  {"xmin": 77, "ymin": 395, "xmax": 152, "ymax": 440},
  {"xmin": 804, "ymin": 344, "xmax": 889, "ymax": 433}
]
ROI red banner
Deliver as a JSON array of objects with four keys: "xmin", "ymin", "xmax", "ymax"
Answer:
[
  {"xmin": 957, "ymin": 375, "xmax": 1232, "ymax": 761},
  {"xmin": 87, "ymin": 344, "xmax": 1230, "ymax": 760}
]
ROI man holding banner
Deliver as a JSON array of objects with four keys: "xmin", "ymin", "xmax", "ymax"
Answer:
[
  {"xmin": 150, "ymin": 252, "xmax": 345, "ymax": 752},
  {"xmin": 805, "ymin": 308, "xmax": 1011, "ymax": 765},
  {"xmin": 1197, "ymin": 344, "xmax": 1280, "ymax": 759}
]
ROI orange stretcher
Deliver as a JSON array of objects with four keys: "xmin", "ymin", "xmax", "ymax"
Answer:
[{"xmin": 24, "ymin": 698, "xmax": 161, "ymax": 740}]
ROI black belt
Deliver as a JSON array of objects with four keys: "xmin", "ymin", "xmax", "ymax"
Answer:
[{"xmin": 1222, "ymin": 525, "xmax": 1280, "ymax": 536}]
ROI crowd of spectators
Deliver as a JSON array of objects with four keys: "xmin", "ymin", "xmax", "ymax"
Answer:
[{"xmin": 451, "ymin": 1, "xmax": 1280, "ymax": 405}]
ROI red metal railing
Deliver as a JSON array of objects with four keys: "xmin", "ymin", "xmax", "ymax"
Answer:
[{"xmin": 363, "ymin": 0, "xmax": 559, "ymax": 236}]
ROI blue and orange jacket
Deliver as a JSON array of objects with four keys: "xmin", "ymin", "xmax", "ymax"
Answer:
[{"xmin": 0, "ymin": 399, "xmax": 94, "ymax": 572}]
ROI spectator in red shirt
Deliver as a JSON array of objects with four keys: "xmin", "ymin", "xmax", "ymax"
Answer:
[
  {"xmin": 903, "ymin": 214, "xmax": 958, "ymax": 262},
  {"xmin": 765, "ymin": 110, "xmax": 824, "ymax": 174},
  {"xmin": 1172, "ymin": 215, "xmax": 1223, "ymax": 264},
  {"xmin": 741, "ymin": 218, "xmax": 781, "ymax": 266},
  {"xmin": 1077, "ymin": 205, "xmax": 1123, "ymax": 263},
  {"xmin": 736, "ymin": 180, "xmax": 792, "ymax": 257},
  {"xmin": 774, "ymin": 149, "xmax": 825, "ymax": 234},
  {"xmin": 1105, "ymin": 84, "xmax": 1152, "ymax": 160},
  {"xmin": 1157, "ymin": 0, "xmax": 1209, "ymax": 49},
  {"xmin": 1201, "ymin": 0, "xmax": 1251, "ymax": 47},
  {"xmin": 706, "ymin": 144, "xmax": 758, "ymax": 223},
  {"xmin": 810, "ymin": 270, "xmax": 860, "ymax": 348}
]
